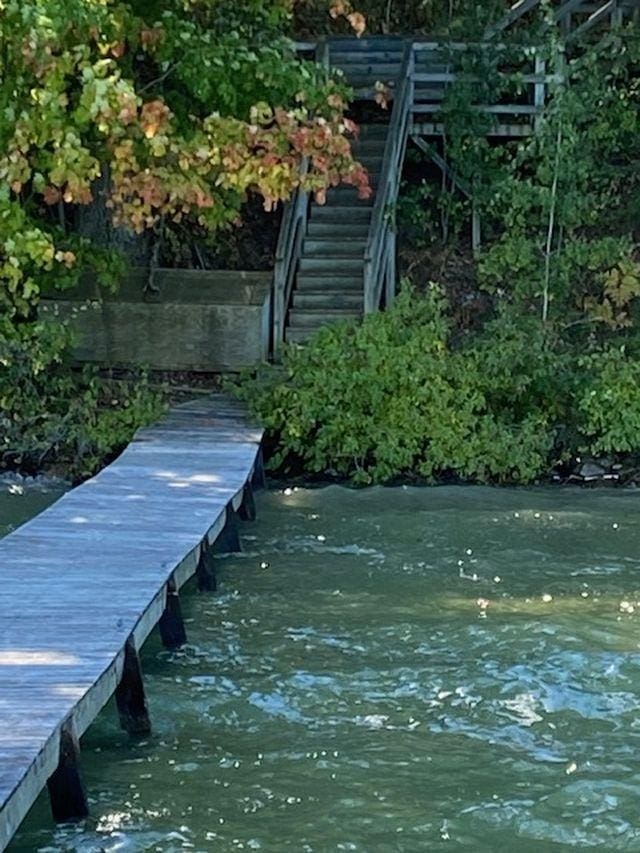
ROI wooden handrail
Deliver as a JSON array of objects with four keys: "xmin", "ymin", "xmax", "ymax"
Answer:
[
  {"xmin": 485, "ymin": 0, "xmax": 543, "ymax": 37},
  {"xmin": 568, "ymin": 0, "xmax": 620, "ymax": 38},
  {"xmin": 486, "ymin": 0, "xmax": 622, "ymax": 37},
  {"xmin": 273, "ymin": 41, "xmax": 334, "ymax": 356},
  {"xmin": 272, "ymin": 158, "xmax": 309, "ymax": 356},
  {"xmin": 363, "ymin": 43, "xmax": 414, "ymax": 314}
]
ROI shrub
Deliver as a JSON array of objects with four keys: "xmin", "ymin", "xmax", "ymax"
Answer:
[
  {"xmin": 0, "ymin": 320, "xmax": 166, "ymax": 479},
  {"xmin": 575, "ymin": 347, "xmax": 640, "ymax": 456},
  {"xmin": 234, "ymin": 287, "xmax": 559, "ymax": 484}
]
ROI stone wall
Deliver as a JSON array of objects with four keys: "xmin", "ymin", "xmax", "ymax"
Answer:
[{"xmin": 40, "ymin": 269, "xmax": 272, "ymax": 372}]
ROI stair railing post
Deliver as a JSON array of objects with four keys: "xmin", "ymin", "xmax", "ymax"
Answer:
[
  {"xmin": 363, "ymin": 260, "xmax": 375, "ymax": 314},
  {"xmin": 318, "ymin": 36, "xmax": 330, "ymax": 74},
  {"xmin": 408, "ymin": 42, "xmax": 416, "ymax": 135},
  {"xmin": 533, "ymin": 50, "xmax": 546, "ymax": 133},
  {"xmin": 611, "ymin": 1, "xmax": 623, "ymax": 26},
  {"xmin": 385, "ymin": 229, "xmax": 397, "ymax": 308},
  {"xmin": 273, "ymin": 210, "xmax": 291, "ymax": 358}
]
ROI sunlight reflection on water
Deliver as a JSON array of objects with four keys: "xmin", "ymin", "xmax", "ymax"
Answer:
[{"xmin": 9, "ymin": 485, "xmax": 640, "ymax": 852}]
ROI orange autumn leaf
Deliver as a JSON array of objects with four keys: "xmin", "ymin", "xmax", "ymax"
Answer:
[
  {"xmin": 140, "ymin": 100, "xmax": 171, "ymax": 139},
  {"xmin": 140, "ymin": 27, "xmax": 164, "ymax": 49},
  {"xmin": 347, "ymin": 11, "xmax": 366, "ymax": 36},
  {"xmin": 42, "ymin": 186, "xmax": 61, "ymax": 205},
  {"xmin": 329, "ymin": 1, "xmax": 348, "ymax": 19}
]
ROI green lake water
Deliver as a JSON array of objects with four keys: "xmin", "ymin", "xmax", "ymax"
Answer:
[
  {"xmin": 0, "ymin": 476, "xmax": 66, "ymax": 538},
  {"xmin": 7, "ymin": 484, "xmax": 640, "ymax": 851}
]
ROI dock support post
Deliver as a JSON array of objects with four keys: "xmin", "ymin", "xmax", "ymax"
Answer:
[
  {"xmin": 115, "ymin": 638, "xmax": 151, "ymax": 736},
  {"xmin": 239, "ymin": 482, "xmax": 257, "ymax": 522},
  {"xmin": 196, "ymin": 541, "xmax": 217, "ymax": 591},
  {"xmin": 216, "ymin": 506, "xmax": 242, "ymax": 554},
  {"xmin": 47, "ymin": 722, "xmax": 89, "ymax": 823},
  {"xmin": 158, "ymin": 577, "xmax": 187, "ymax": 648},
  {"xmin": 251, "ymin": 448, "xmax": 267, "ymax": 490}
]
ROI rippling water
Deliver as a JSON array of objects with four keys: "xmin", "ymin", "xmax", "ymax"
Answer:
[
  {"xmin": 9, "ymin": 485, "xmax": 640, "ymax": 851},
  {"xmin": 0, "ymin": 475, "xmax": 66, "ymax": 537}
]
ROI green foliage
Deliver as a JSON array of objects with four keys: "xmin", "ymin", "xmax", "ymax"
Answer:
[
  {"xmin": 575, "ymin": 348, "xmax": 640, "ymax": 456},
  {"xmin": 294, "ymin": 0, "xmax": 507, "ymax": 38},
  {"xmin": 396, "ymin": 176, "xmax": 470, "ymax": 249},
  {"xmin": 236, "ymin": 288, "xmax": 640, "ymax": 484},
  {"xmin": 235, "ymin": 288, "xmax": 558, "ymax": 484},
  {"xmin": 233, "ymin": 19, "xmax": 640, "ymax": 487},
  {"xmin": 0, "ymin": 318, "xmax": 166, "ymax": 479},
  {"xmin": 435, "ymin": 29, "xmax": 640, "ymax": 325},
  {"xmin": 0, "ymin": 0, "xmax": 362, "ymax": 477}
]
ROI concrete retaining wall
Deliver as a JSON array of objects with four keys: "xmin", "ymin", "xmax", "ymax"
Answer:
[{"xmin": 40, "ymin": 269, "xmax": 272, "ymax": 372}]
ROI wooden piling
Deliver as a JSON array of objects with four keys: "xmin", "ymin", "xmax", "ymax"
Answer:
[
  {"xmin": 46, "ymin": 723, "xmax": 89, "ymax": 823},
  {"xmin": 115, "ymin": 638, "xmax": 151, "ymax": 737},
  {"xmin": 215, "ymin": 506, "xmax": 242, "ymax": 554},
  {"xmin": 239, "ymin": 482, "xmax": 257, "ymax": 522},
  {"xmin": 251, "ymin": 447, "xmax": 267, "ymax": 490},
  {"xmin": 158, "ymin": 577, "xmax": 187, "ymax": 648},
  {"xmin": 196, "ymin": 542, "xmax": 217, "ymax": 591}
]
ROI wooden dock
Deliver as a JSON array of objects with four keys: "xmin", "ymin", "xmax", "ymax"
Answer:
[{"xmin": 0, "ymin": 395, "xmax": 263, "ymax": 851}]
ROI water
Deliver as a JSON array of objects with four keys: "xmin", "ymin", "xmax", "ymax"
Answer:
[
  {"xmin": 9, "ymin": 485, "xmax": 640, "ymax": 851},
  {"xmin": 0, "ymin": 475, "xmax": 66, "ymax": 537}
]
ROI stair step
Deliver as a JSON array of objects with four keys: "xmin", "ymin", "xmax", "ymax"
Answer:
[
  {"xmin": 356, "ymin": 161, "xmax": 383, "ymax": 176},
  {"xmin": 299, "ymin": 256, "xmax": 364, "ymax": 273},
  {"xmin": 413, "ymin": 86, "xmax": 447, "ymax": 101},
  {"xmin": 414, "ymin": 59, "xmax": 450, "ymax": 71},
  {"xmin": 325, "ymin": 186, "xmax": 375, "ymax": 204},
  {"xmin": 335, "ymin": 62, "xmax": 403, "ymax": 79},
  {"xmin": 288, "ymin": 308, "xmax": 362, "ymax": 328},
  {"xmin": 297, "ymin": 274, "xmax": 363, "ymax": 291},
  {"xmin": 306, "ymin": 222, "xmax": 369, "ymax": 238},
  {"xmin": 354, "ymin": 168, "xmax": 382, "ymax": 183},
  {"xmin": 357, "ymin": 124, "xmax": 391, "ymax": 139},
  {"xmin": 309, "ymin": 206, "xmax": 371, "ymax": 223},
  {"xmin": 346, "ymin": 75, "xmax": 399, "ymax": 90},
  {"xmin": 292, "ymin": 292, "xmax": 363, "ymax": 310},
  {"xmin": 330, "ymin": 50, "xmax": 405, "ymax": 64},
  {"xmin": 354, "ymin": 139, "xmax": 388, "ymax": 154},
  {"xmin": 303, "ymin": 239, "xmax": 366, "ymax": 257},
  {"xmin": 284, "ymin": 326, "xmax": 316, "ymax": 345},
  {"xmin": 327, "ymin": 36, "xmax": 405, "ymax": 51}
]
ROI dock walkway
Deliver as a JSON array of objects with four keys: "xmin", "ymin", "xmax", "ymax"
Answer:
[{"xmin": 0, "ymin": 395, "xmax": 263, "ymax": 851}]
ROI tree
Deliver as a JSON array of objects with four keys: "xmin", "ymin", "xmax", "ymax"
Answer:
[{"xmin": 0, "ymin": 0, "xmax": 369, "ymax": 319}]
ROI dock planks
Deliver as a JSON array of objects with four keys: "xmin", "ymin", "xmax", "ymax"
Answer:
[{"xmin": 0, "ymin": 395, "xmax": 263, "ymax": 851}]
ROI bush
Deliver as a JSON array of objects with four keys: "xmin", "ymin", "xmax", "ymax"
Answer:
[
  {"xmin": 575, "ymin": 348, "xmax": 640, "ymax": 456},
  {"xmin": 234, "ymin": 287, "xmax": 561, "ymax": 484},
  {"xmin": 0, "ymin": 320, "xmax": 166, "ymax": 479},
  {"xmin": 235, "ymin": 287, "xmax": 640, "ymax": 485}
]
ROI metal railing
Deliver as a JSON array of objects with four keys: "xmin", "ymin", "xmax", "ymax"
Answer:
[
  {"xmin": 363, "ymin": 44, "xmax": 414, "ymax": 314},
  {"xmin": 487, "ymin": 0, "xmax": 625, "ymax": 37},
  {"xmin": 272, "ymin": 157, "xmax": 310, "ymax": 357},
  {"xmin": 410, "ymin": 41, "xmax": 557, "ymax": 136},
  {"xmin": 272, "ymin": 40, "xmax": 333, "ymax": 356}
]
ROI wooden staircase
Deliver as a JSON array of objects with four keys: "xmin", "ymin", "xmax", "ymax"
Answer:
[
  {"xmin": 273, "ymin": 5, "xmax": 637, "ymax": 351},
  {"xmin": 285, "ymin": 124, "xmax": 386, "ymax": 344},
  {"xmin": 488, "ymin": 0, "xmax": 636, "ymax": 37},
  {"xmin": 274, "ymin": 39, "xmax": 413, "ymax": 349}
]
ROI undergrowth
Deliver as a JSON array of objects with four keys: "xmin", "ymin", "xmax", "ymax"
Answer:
[{"xmin": 234, "ymin": 286, "xmax": 640, "ymax": 485}]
